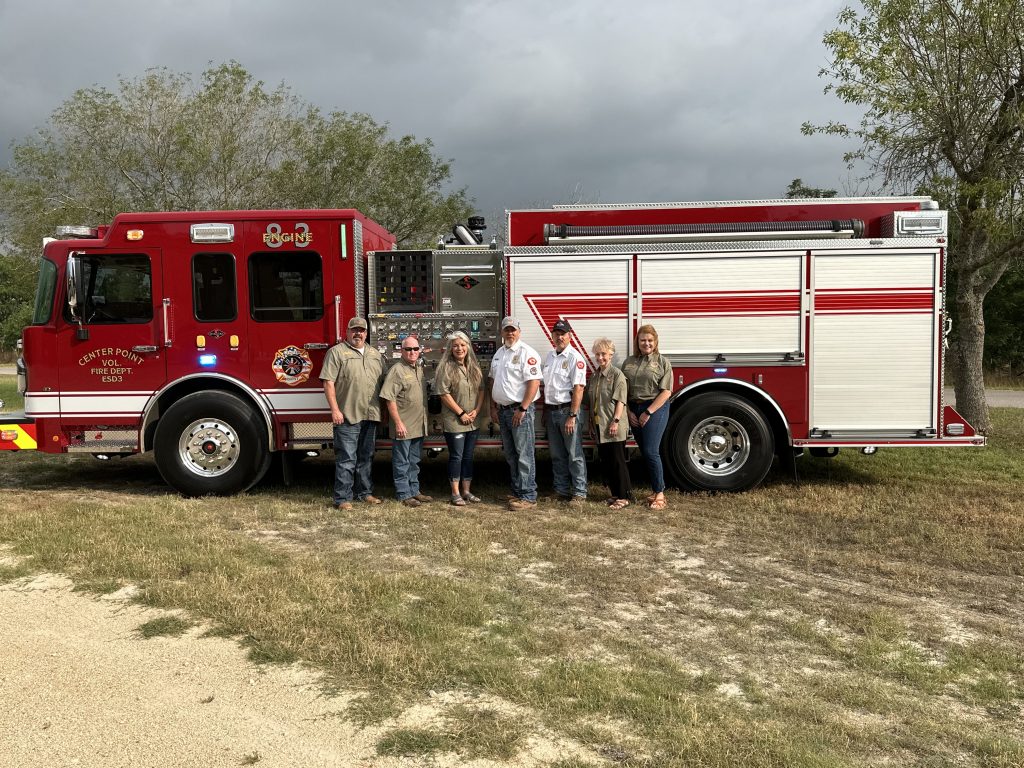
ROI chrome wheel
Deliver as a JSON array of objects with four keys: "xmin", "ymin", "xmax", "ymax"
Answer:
[
  {"xmin": 664, "ymin": 392, "xmax": 775, "ymax": 492},
  {"xmin": 687, "ymin": 416, "xmax": 751, "ymax": 477},
  {"xmin": 155, "ymin": 391, "xmax": 268, "ymax": 496},
  {"xmin": 178, "ymin": 418, "xmax": 240, "ymax": 477}
]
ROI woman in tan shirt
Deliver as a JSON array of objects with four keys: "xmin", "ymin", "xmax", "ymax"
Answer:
[
  {"xmin": 586, "ymin": 337, "xmax": 632, "ymax": 509},
  {"xmin": 433, "ymin": 331, "xmax": 485, "ymax": 505},
  {"xmin": 621, "ymin": 324, "xmax": 673, "ymax": 509}
]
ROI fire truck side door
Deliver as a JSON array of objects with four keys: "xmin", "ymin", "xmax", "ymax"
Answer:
[
  {"xmin": 54, "ymin": 249, "xmax": 167, "ymax": 436},
  {"xmin": 164, "ymin": 246, "xmax": 249, "ymax": 387},
  {"xmin": 242, "ymin": 220, "xmax": 337, "ymax": 426}
]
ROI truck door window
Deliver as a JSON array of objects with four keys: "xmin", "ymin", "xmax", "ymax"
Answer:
[
  {"xmin": 32, "ymin": 259, "xmax": 58, "ymax": 324},
  {"xmin": 192, "ymin": 252, "xmax": 237, "ymax": 322},
  {"xmin": 61, "ymin": 254, "xmax": 153, "ymax": 324},
  {"xmin": 248, "ymin": 251, "xmax": 324, "ymax": 322}
]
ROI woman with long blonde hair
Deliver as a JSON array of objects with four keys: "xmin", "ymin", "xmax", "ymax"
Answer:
[
  {"xmin": 433, "ymin": 331, "xmax": 486, "ymax": 505},
  {"xmin": 622, "ymin": 324, "xmax": 672, "ymax": 509}
]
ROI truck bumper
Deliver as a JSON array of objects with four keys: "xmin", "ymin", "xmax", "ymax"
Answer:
[{"xmin": 0, "ymin": 414, "xmax": 37, "ymax": 450}]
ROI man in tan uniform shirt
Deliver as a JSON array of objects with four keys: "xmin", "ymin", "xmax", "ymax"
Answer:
[
  {"xmin": 380, "ymin": 336, "xmax": 432, "ymax": 507},
  {"xmin": 320, "ymin": 317, "xmax": 387, "ymax": 510}
]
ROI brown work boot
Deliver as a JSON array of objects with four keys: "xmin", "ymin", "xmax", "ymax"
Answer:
[
  {"xmin": 413, "ymin": 494, "xmax": 433, "ymax": 503},
  {"xmin": 402, "ymin": 497, "xmax": 421, "ymax": 508},
  {"xmin": 508, "ymin": 498, "xmax": 537, "ymax": 510},
  {"xmin": 361, "ymin": 495, "xmax": 383, "ymax": 504},
  {"xmin": 332, "ymin": 501, "xmax": 353, "ymax": 511},
  {"xmin": 567, "ymin": 496, "xmax": 586, "ymax": 510}
]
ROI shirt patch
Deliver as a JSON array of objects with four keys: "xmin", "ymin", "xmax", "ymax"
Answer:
[
  {"xmin": 577, "ymin": 361, "xmax": 585, "ymax": 369},
  {"xmin": 529, "ymin": 367, "xmax": 538, "ymax": 375},
  {"xmin": 527, "ymin": 357, "xmax": 537, "ymax": 365}
]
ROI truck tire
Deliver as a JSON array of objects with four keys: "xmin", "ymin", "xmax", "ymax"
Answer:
[
  {"xmin": 662, "ymin": 392, "xmax": 775, "ymax": 492},
  {"xmin": 154, "ymin": 391, "xmax": 269, "ymax": 496}
]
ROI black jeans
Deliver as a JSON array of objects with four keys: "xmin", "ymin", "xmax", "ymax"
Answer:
[{"xmin": 597, "ymin": 441, "xmax": 632, "ymax": 501}]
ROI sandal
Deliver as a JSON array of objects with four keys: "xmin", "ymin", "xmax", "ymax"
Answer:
[
  {"xmin": 648, "ymin": 497, "xmax": 667, "ymax": 510},
  {"xmin": 609, "ymin": 498, "xmax": 630, "ymax": 510},
  {"xmin": 462, "ymin": 493, "xmax": 482, "ymax": 504},
  {"xmin": 451, "ymin": 494, "xmax": 467, "ymax": 506}
]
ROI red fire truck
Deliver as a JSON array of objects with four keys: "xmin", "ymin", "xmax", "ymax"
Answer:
[{"xmin": 1, "ymin": 197, "xmax": 984, "ymax": 496}]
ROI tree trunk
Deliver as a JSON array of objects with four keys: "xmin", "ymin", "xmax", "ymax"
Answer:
[{"xmin": 952, "ymin": 282, "xmax": 991, "ymax": 434}]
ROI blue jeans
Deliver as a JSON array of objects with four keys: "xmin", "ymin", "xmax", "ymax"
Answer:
[
  {"xmin": 444, "ymin": 429, "xmax": 478, "ymax": 482},
  {"xmin": 629, "ymin": 400, "xmax": 668, "ymax": 493},
  {"xmin": 392, "ymin": 436, "xmax": 424, "ymax": 500},
  {"xmin": 547, "ymin": 408, "xmax": 587, "ymax": 498},
  {"xmin": 333, "ymin": 420, "xmax": 377, "ymax": 503},
  {"xmin": 498, "ymin": 404, "xmax": 537, "ymax": 501}
]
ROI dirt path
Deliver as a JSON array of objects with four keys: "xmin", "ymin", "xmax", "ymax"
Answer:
[{"xmin": 0, "ymin": 575, "xmax": 378, "ymax": 768}]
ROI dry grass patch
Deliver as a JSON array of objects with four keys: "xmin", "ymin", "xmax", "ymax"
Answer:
[{"xmin": 0, "ymin": 408, "xmax": 1022, "ymax": 766}]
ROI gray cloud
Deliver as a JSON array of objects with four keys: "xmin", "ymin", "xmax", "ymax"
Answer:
[{"xmin": 0, "ymin": 0, "xmax": 864, "ymax": 232}]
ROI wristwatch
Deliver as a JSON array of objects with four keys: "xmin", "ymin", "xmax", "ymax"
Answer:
[
  {"xmin": 613, "ymin": 417, "xmax": 620, "ymax": 423},
  {"xmin": 569, "ymin": 412, "xmax": 578, "ymax": 419},
  {"xmin": 517, "ymin": 405, "xmax": 528, "ymax": 413}
]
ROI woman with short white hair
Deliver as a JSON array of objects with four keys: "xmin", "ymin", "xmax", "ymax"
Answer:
[{"xmin": 586, "ymin": 337, "xmax": 632, "ymax": 509}]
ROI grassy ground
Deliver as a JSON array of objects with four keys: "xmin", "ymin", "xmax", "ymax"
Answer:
[
  {"xmin": 0, "ymin": 382, "xmax": 1021, "ymax": 766},
  {"xmin": 0, "ymin": 375, "xmax": 21, "ymax": 413}
]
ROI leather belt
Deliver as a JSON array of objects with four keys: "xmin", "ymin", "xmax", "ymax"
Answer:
[{"xmin": 547, "ymin": 402, "xmax": 573, "ymax": 410}]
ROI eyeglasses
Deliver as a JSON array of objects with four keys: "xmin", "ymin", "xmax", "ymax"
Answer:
[{"xmin": 402, "ymin": 346, "xmax": 420, "ymax": 352}]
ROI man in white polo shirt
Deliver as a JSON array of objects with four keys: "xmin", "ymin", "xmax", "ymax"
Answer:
[
  {"xmin": 488, "ymin": 316, "xmax": 542, "ymax": 510},
  {"xmin": 542, "ymin": 318, "xmax": 588, "ymax": 507}
]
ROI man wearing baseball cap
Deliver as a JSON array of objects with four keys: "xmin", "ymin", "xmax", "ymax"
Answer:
[
  {"xmin": 320, "ymin": 317, "xmax": 387, "ymax": 510},
  {"xmin": 488, "ymin": 316, "xmax": 542, "ymax": 509},
  {"xmin": 542, "ymin": 318, "xmax": 588, "ymax": 507}
]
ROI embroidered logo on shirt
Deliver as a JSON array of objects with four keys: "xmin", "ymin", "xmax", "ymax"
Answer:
[
  {"xmin": 527, "ymin": 357, "xmax": 537, "ymax": 365},
  {"xmin": 577, "ymin": 361, "xmax": 585, "ymax": 369}
]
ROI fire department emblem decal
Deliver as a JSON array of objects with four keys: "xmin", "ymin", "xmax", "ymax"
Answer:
[{"xmin": 272, "ymin": 345, "xmax": 313, "ymax": 387}]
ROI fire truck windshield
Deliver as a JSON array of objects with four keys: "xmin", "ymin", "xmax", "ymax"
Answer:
[{"xmin": 31, "ymin": 258, "xmax": 58, "ymax": 324}]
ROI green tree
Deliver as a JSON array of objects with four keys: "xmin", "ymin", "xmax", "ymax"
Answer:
[
  {"xmin": 804, "ymin": 0, "xmax": 1024, "ymax": 434},
  {"xmin": 983, "ymin": 262, "xmax": 1024, "ymax": 378},
  {"xmin": 0, "ymin": 62, "xmax": 472, "ymax": 347},
  {"xmin": 785, "ymin": 179, "xmax": 837, "ymax": 198},
  {"xmin": 269, "ymin": 110, "xmax": 472, "ymax": 245},
  {"xmin": 0, "ymin": 249, "xmax": 35, "ymax": 350}
]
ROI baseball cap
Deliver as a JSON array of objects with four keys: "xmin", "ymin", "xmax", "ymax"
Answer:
[
  {"xmin": 552, "ymin": 319, "xmax": 572, "ymax": 333},
  {"xmin": 500, "ymin": 316, "xmax": 521, "ymax": 330},
  {"xmin": 347, "ymin": 317, "xmax": 368, "ymax": 330}
]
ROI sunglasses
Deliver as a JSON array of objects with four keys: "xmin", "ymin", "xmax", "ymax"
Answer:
[{"xmin": 402, "ymin": 346, "xmax": 420, "ymax": 352}]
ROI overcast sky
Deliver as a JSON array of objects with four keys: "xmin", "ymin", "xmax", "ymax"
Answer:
[{"xmin": 0, "ymin": 0, "xmax": 864, "ymax": 230}]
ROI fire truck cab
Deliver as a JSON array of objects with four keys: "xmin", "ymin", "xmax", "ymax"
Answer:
[{"xmin": 6, "ymin": 210, "xmax": 393, "ymax": 495}]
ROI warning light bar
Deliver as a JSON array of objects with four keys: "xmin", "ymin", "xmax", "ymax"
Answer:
[{"xmin": 190, "ymin": 224, "xmax": 235, "ymax": 243}]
